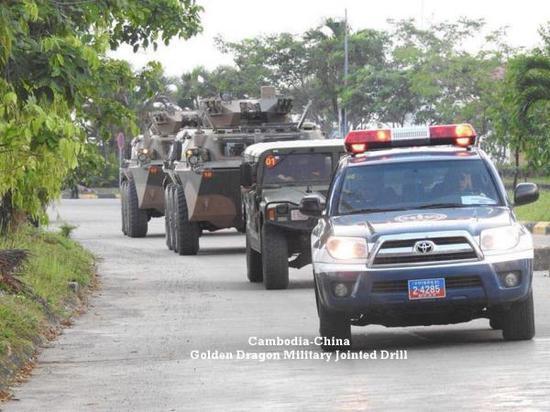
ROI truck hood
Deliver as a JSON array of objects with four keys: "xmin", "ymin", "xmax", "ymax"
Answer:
[
  {"xmin": 329, "ymin": 206, "xmax": 515, "ymax": 240},
  {"xmin": 262, "ymin": 186, "xmax": 328, "ymax": 207}
]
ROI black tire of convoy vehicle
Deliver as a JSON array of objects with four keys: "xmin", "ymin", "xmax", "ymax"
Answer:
[
  {"xmin": 126, "ymin": 179, "xmax": 148, "ymax": 238},
  {"xmin": 502, "ymin": 290, "xmax": 535, "ymax": 341},
  {"xmin": 316, "ymin": 288, "xmax": 352, "ymax": 352},
  {"xmin": 246, "ymin": 232, "xmax": 263, "ymax": 283},
  {"xmin": 120, "ymin": 180, "xmax": 128, "ymax": 235},
  {"xmin": 170, "ymin": 185, "xmax": 179, "ymax": 252},
  {"xmin": 261, "ymin": 224, "xmax": 289, "ymax": 290},
  {"xmin": 174, "ymin": 185, "xmax": 200, "ymax": 255},
  {"xmin": 164, "ymin": 184, "xmax": 173, "ymax": 250}
]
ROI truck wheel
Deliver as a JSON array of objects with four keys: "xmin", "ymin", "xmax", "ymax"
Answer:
[
  {"xmin": 502, "ymin": 290, "xmax": 535, "ymax": 341},
  {"xmin": 120, "ymin": 181, "xmax": 128, "ymax": 235},
  {"xmin": 127, "ymin": 179, "xmax": 148, "ymax": 238},
  {"xmin": 174, "ymin": 185, "xmax": 200, "ymax": 255},
  {"xmin": 246, "ymin": 232, "xmax": 263, "ymax": 282},
  {"xmin": 317, "ymin": 288, "xmax": 352, "ymax": 352},
  {"xmin": 261, "ymin": 225, "xmax": 289, "ymax": 290},
  {"xmin": 164, "ymin": 184, "xmax": 173, "ymax": 250}
]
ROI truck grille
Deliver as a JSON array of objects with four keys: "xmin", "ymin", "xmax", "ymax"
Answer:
[
  {"xmin": 372, "ymin": 236, "xmax": 479, "ymax": 266},
  {"xmin": 371, "ymin": 275, "xmax": 482, "ymax": 293}
]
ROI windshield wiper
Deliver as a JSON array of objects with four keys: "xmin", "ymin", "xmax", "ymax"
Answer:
[
  {"xmin": 346, "ymin": 207, "xmax": 407, "ymax": 215},
  {"xmin": 417, "ymin": 203, "xmax": 465, "ymax": 209}
]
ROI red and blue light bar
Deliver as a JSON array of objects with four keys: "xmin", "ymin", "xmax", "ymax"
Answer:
[{"xmin": 344, "ymin": 124, "xmax": 477, "ymax": 154}]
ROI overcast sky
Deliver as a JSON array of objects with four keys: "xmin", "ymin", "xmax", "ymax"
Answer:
[{"xmin": 110, "ymin": 0, "xmax": 550, "ymax": 77}]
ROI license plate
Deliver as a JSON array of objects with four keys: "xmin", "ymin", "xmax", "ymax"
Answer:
[
  {"xmin": 408, "ymin": 278, "xmax": 446, "ymax": 300},
  {"xmin": 290, "ymin": 209, "xmax": 308, "ymax": 221}
]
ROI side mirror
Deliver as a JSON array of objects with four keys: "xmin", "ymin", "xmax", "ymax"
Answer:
[
  {"xmin": 169, "ymin": 141, "xmax": 182, "ymax": 162},
  {"xmin": 299, "ymin": 194, "xmax": 326, "ymax": 218},
  {"xmin": 240, "ymin": 163, "xmax": 256, "ymax": 188},
  {"xmin": 514, "ymin": 183, "xmax": 539, "ymax": 206}
]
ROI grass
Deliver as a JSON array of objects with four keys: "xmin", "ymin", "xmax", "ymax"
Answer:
[
  {"xmin": 0, "ymin": 225, "xmax": 95, "ymax": 391},
  {"xmin": 503, "ymin": 176, "xmax": 550, "ymax": 187},
  {"xmin": 514, "ymin": 190, "xmax": 550, "ymax": 222}
]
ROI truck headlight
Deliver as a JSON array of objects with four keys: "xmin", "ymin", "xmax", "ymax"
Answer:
[
  {"xmin": 480, "ymin": 225, "xmax": 521, "ymax": 251},
  {"xmin": 326, "ymin": 236, "xmax": 368, "ymax": 260}
]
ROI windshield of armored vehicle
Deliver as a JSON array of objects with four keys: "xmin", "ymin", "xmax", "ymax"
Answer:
[
  {"xmin": 261, "ymin": 153, "xmax": 333, "ymax": 185},
  {"xmin": 337, "ymin": 159, "xmax": 503, "ymax": 214}
]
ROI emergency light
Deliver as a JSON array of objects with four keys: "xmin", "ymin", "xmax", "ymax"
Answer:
[{"xmin": 344, "ymin": 124, "xmax": 477, "ymax": 154}]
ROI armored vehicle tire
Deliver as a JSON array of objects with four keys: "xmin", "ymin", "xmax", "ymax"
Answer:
[
  {"xmin": 502, "ymin": 290, "xmax": 535, "ymax": 341},
  {"xmin": 316, "ymin": 288, "xmax": 351, "ymax": 352},
  {"xmin": 120, "ymin": 181, "xmax": 128, "ymax": 235},
  {"xmin": 169, "ymin": 184, "xmax": 179, "ymax": 252},
  {"xmin": 127, "ymin": 179, "xmax": 148, "ymax": 238},
  {"xmin": 246, "ymin": 232, "xmax": 263, "ymax": 282},
  {"xmin": 174, "ymin": 185, "xmax": 200, "ymax": 255},
  {"xmin": 261, "ymin": 225, "xmax": 289, "ymax": 290},
  {"xmin": 164, "ymin": 184, "xmax": 173, "ymax": 250}
]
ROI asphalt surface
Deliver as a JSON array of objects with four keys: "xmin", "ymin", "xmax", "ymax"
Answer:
[{"xmin": 5, "ymin": 199, "xmax": 550, "ymax": 411}]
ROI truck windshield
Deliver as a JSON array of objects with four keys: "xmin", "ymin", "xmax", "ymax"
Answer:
[
  {"xmin": 262, "ymin": 153, "xmax": 333, "ymax": 185},
  {"xmin": 337, "ymin": 159, "xmax": 502, "ymax": 214}
]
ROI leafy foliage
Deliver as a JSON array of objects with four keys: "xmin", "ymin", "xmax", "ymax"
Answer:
[{"xmin": 0, "ymin": 0, "xmax": 202, "ymax": 231}]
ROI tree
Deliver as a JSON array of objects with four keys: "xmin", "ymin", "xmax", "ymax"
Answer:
[{"xmin": 0, "ymin": 0, "xmax": 202, "ymax": 232}]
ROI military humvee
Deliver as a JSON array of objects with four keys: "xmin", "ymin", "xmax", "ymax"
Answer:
[
  {"xmin": 163, "ymin": 86, "xmax": 323, "ymax": 255},
  {"xmin": 240, "ymin": 139, "xmax": 345, "ymax": 289},
  {"xmin": 120, "ymin": 97, "xmax": 201, "ymax": 238}
]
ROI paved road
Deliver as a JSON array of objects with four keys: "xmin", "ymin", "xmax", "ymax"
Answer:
[{"xmin": 5, "ymin": 199, "xmax": 550, "ymax": 411}]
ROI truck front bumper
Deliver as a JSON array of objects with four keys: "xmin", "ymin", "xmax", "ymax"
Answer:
[{"xmin": 314, "ymin": 257, "xmax": 533, "ymax": 324}]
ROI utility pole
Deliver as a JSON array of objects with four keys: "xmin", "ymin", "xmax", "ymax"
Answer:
[{"xmin": 342, "ymin": 8, "xmax": 349, "ymax": 138}]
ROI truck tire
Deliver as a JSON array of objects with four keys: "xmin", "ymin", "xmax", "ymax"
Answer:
[
  {"xmin": 317, "ymin": 288, "xmax": 351, "ymax": 351},
  {"xmin": 261, "ymin": 225, "xmax": 289, "ymax": 290},
  {"xmin": 170, "ymin": 184, "xmax": 178, "ymax": 252},
  {"xmin": 502, "ymin": 290, "xmax": 535, "ymax": 341},
  {"xmin": 120, "ymin": 181, "xmax": 128, "ymax": 235},
  {"xmin": 174, "ymin": 185, "xmax": 200, "ymax": 255},
  {"xmin": 127, "ymin": 179, "xmax": 148, "ymax": 238},
  {"xmin": 246, "ymin": 232, "xmax": 263, "ymax": 282},
  {"xmin": 164, "ymin": 184, "xmax": 173, "ymax": 250}
]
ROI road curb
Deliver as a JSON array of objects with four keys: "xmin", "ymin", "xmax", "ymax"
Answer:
[{"xmin": 522, "ymin": 221, "xmax": 550, "ymax": 234}]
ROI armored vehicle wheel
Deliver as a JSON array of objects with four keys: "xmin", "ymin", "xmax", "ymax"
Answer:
[
  {"xmin": 127, "ymin": 179, "xmax": 148, "ymax": 238},
  {"xmin": 261, "ymin": 225, "xmax": 289, "ymax": 290},
  {"xmin": 164, "ymin": 184, "xmax": 173, "ymax": 250},
  {"xmin": 502, "ymin": 290, "xmax": 535, "ymax": 341},
  {"xmin": 120, "ymin": 181, "xmax": 128, "ymax": 235},
  {"xmin": 174, "ymin": 185, "xmax": 200, "ymax": 255},
  {"xmin": 246, "ymin": 232, "xmax": 263, "ymax": 282},
  {"xmin": 169, "ymin": 184, "xmax": 179, "ymax": 252},
  {"xmin": 316, "ymin": 288, "xmax": 351, "ymax": 352}
]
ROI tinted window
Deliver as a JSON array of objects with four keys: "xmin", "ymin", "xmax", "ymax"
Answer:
[
  {"xmin": 337, "ymin": 159, "xmax": 501, "ymax": 214},
  {"xmin": 262, "ymin": 153, "xmax": 333, "ymax": 185}
]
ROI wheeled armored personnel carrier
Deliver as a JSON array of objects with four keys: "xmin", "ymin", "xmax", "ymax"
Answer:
[
  {"xmin": 163, "ymin": 86, "xmax": 323, "ymax": 254},
  {"xmin": 241, "ymin": 139, "xmax": 345, "ymax": 289},
  {"xmin": 120, "ymin": 97, "xmax": 201, "ymax": 237}
]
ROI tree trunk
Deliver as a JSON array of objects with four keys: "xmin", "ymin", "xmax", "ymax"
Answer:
[
  {"xmin": 513, "ymin": 148, "xmax": 520, "ymax": 188},
  {"xmin": 0, "ymin": 191, "xmax": 13, "ymax": 235}
]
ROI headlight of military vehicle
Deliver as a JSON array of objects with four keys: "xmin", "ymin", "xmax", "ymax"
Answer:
[
  {"xmin": 326, "ymin": 236, "xmax": 368, "ymax": 260},
  {"xmin": 480, "ymin": 225, "xmax": 521, "ymax": 251},
  {"xmin": 137, "ymin": 148, "xmax": 149, "ymax": 162}
]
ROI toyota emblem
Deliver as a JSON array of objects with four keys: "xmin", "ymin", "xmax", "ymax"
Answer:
[{"xmin": 414, "ymin": 240, "xmax": 436, "ymax": 254}]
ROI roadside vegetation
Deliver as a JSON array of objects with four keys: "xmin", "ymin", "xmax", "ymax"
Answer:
[
  {"xmin": 515, "ymin": 190, "xmax": 550, "ymax": 222},
  {"xmin": 0, "ymin": 225, "xmax": 95, "ymax": 395}
]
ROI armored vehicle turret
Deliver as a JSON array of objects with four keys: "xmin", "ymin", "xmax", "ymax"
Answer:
[
  {"xmin": 163, "ymin": 86, "xmax": 323, "ymax": 255},
  {"xmin": 120, "ymin": 97, "xmax": 201, "ymax": 237}
]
